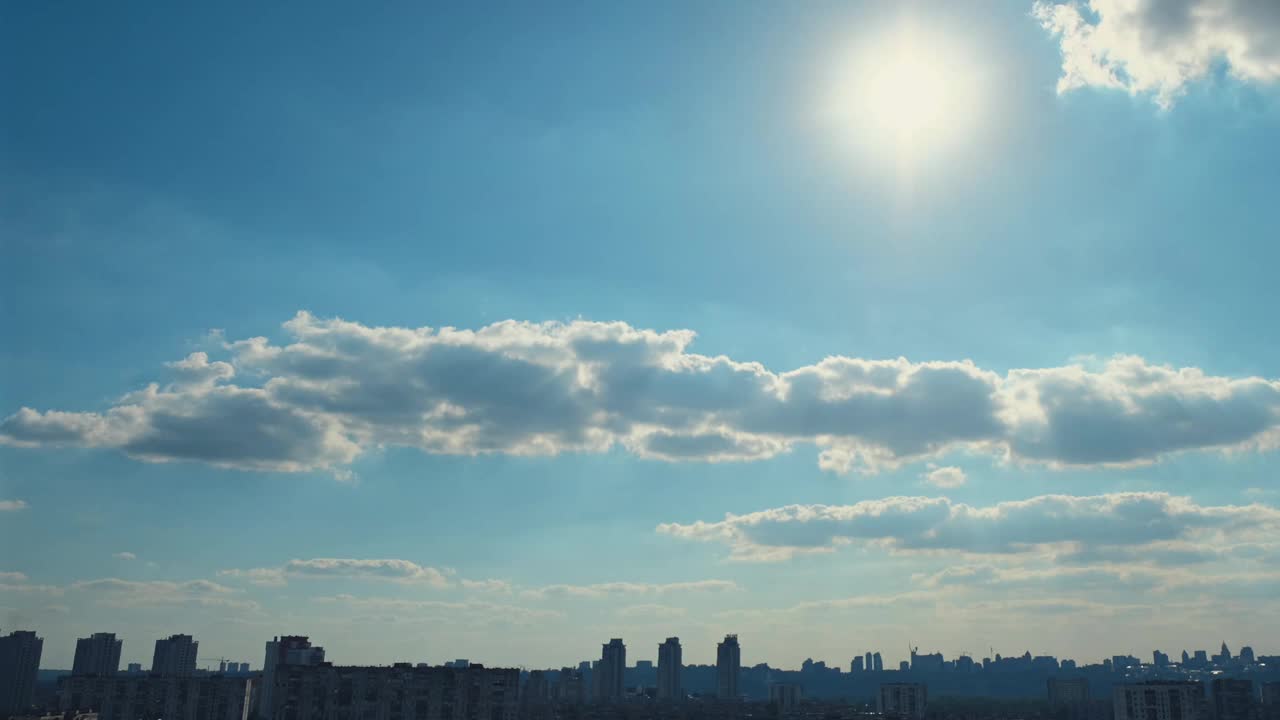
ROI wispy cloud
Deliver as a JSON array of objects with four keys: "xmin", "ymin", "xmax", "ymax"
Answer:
[
  {"xmin": 112, "ymin": 551, "xmax": 137, "ymax": 561},
  {"xmin": 520, "ymin": 579, "xmax": 740, "ymax": 600},
  {"xmin": 0, "ymin": 500, "xmax": 29, "ymax": 512},
  {"xmin": 220, "ymin": 558, "xmax": 449, "ymax": 588},
  {"xmin": 658, "ymin": 492, "xmax": 1280, "ymax": 562}
]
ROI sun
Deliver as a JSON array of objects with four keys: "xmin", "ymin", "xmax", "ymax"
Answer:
[{"xmin": 822, "ymin": 23, "xmax": 984, "ymax": 168}]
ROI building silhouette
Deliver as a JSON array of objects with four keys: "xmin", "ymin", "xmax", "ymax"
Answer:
[
  {"xmin": 260, "ymin": 635, "xmax": 325, "ymax": 716},
  {"xmin": 556, "ymin": 667, "xmax": 585, "ymax": 705},
  {"xmin": 657, "ymin": 637, "xmax": 682, "ymax": 701},
  {"xmin": 879, "ymin": 683, "xmax": 928, "ymax": 719},
  {"xmin": 874, "ymin": 652, "xmax": 884, "ymax": 671},
  {"xmin": 866, "ymin": 652, "xmax": 874, "ymax": 672},
  {"xmin": 1114, "ymin": 681, "xmax": 1206, "ymax": 720},
  {"xmin": 0, "ymin": 630, "xmax": 43, "ymax": 716},
  {"xmin": 1262, "ymin": 682, "xmax": 1280, "ymax": 720},
  {"xmin": 151, "ymin": 633, "xmax": 199, "ymax": 677},
  {"xmin": 1211, "ymin": 678, "xmax": 1254, "ymax": 720},
  {"xmin": 264, "ymin": 663, "xmax": 517, "ymax": 720},
  {"xmin": 770, "ymin": 682, "xmax": 803, "ymax": 713},
  {"xmin": 851, "ymin": 656, "xmax": 864, "ymax": 672},
  {"xmin": 716, "ymin": 634, "xmax": 741, "ymax": 700},
  {"xmin": 72, "ymin": 633, "xmax": 122, "ymax": 677},
  {"xmin": 58, "ymin": 674, "xmax": 252, "ymax": 720},
  {"xmin": 597, "ymin": 638, "xmax": 625, "ymax": 702}
]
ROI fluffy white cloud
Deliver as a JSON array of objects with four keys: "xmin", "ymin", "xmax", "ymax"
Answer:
[
  {"xmin": 220, "ymin": 558, "xmax": 449, "ymax": 587},
  {"xmin": 520, "ymin": 579, "xmax": 740, "ymax": 600},
  {"xmin": 657, "ymin": 492, "xmax": 1280, "ymax": 561},
  {"xmin": 922, "ymin": 465, "xmax": 967, "ymax": 488},
  {"xmin": 4, "ymin": 314, "xmax": 1280, "ymax": 475},
  {"xmin": 1034, "ymin": 0, "xmax": 1280, "ymax": 107},
  {"xmin": 0, "ymin": 500, "xmax": 28, "ymax": 511},
  {"xmin": 112, "ymin": 551, "xmax": 137, "ymax": 561}
]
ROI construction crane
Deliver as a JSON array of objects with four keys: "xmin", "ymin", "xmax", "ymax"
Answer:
[{"xmin": 199, "ymin": 656, "xmax": 231, "ymax": 672}]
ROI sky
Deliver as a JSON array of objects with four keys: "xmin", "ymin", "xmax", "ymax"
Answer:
[{"xmin": 3, "ymin": 0, "xmax": 1280, "ymax": 671}]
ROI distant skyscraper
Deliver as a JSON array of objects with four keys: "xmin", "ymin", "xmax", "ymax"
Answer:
[
  {"xmin": 1240, "ymin": 647, "xmax": 1255, "ymax": 664},
  {"xmin": 1212, "ymin": 678, "xmax": 1254, "ymax": 720},
  {"xmin": 657, "ymin": 637, "xmax": 682, "ymax": 701},
  {"xmin": 72, "ymin": 632, "xmax": 122, "ymax": 677},
  {"xmin": 1182, "ymin": 650, "xmax": 1190, "ymax": 665},
  {"xmin": 127, "ymin": 662, "xmax": 142, "ymax": 673},
  {"xmin": 1262, "ymin": 682, "xmax": 1280, "ymax": 720},
  {"xmin": 873, "ymin": 652, "xmax": 884, "ymax": 671},
  {"xmin": 597, "ymin": 639, "xmax": 625, "ymax": 701},
  {"xmin": 1049, "ymin": 678, "xmax": 1090, "ymax": 705},
  {"xmin": 866, "ymin": 652, "xmax": 874, "ymax": 671},
  {"xmin": 0, "ymin": 630, "xmax": 43, "ymax": 715},
  {"xmin": 879, "ymin": 683, "xmax": 928, "ymax": 718},
  {"xmin": 557, "ymin": 667, "xmax": 586, "ymax": 705},
  {"xmin": 716, "ymin": 634, "xmax": 741, "ymax": 700},
  {"xmin": 1114, "ymin": 681, "xmax": 1206, "ymax": 720},
  {"xmin": 770, "ymin": 682, "xmax": 802, "ymax": 713},
  {"xmin": 261, "ymin": 635, "xmax": 325, "ymax": 714},
  {"xmin": 1153, "ymin": 650, "xmax": 1169, "ymax": 667},
  {"xmin": 851, "ymin": 656, "xmax": 864, "ymax": 672},
  {"xmin": 152, "ymin": 633, "xmax": 199, "ymax": 676}
]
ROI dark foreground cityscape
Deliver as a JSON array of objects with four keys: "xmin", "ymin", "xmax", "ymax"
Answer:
[{"xmin": 1, "ymin": 629, "xmax": 1278, "ymax": 720}]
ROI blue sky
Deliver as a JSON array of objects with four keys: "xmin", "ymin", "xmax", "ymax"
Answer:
[{"xmin": 3, "ymin": 0, "xmax": 1280, "ymax": 670}]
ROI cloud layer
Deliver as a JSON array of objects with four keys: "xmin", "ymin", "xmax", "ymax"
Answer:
[
  {"xmin": 1035, "ymin": 0, "xmax": 1280, "ymax": 107},
  {"xmin": 657, "ymin": 492, "xmax": 1280, "ymax": 561},
  {"xmin": 4, "ymin": 313, "xmax": 1279, "ymax": 475},
  {"xmin": 219, "ymin": 558, "xmax": 450, "ymax": 588}
]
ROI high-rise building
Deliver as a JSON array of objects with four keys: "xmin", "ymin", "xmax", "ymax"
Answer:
[
  {"xmin": 58, "ymin": 674, "xmax": 253, "ymax": 720},
  {"xmin": 1262, "ymin": 682, "xmax": 1280, "ymax": 720},
  {"xmin": 260, "ymin": 635, "xmax": 325, "ymax": 716},
  {"xmin": 770, "ymin": 682, "xmax": 803, "ymax": 713},
  {"xmin": 1049, "ymin": 677, "xmax": 1090, "ymax": 705},
  {"xmin": 264, "ymin": 663, "xmax": 517, "ymax": 720},
  {"xmin": 0, "ymin": 630, "xmax": 43, "ymax": 715},
  {"xmin": 126, "ymin": 663, "xmax": 142, "ymax": 674},
  {"xmin": 716, "ymin": 634, "xmax": 740, "ymax": 701},
  {"xmin": 523, "ymin": 670, "xmax": 550, "ymax": 707},
  {"xmin": 1212, "ymin": 678, "xmax": 1254, "ymax": 720},
  {"xmin": 73, "ymin": 633, "xmax": 123, "ymax": 677},
  {"xmin": 1240, "ymin": 647, "xmax": 1256, "ymax": 664},
  {"xmin": 596, "ymin": 639, "xmax": 625, "ymax": 702},
  {"xmin": 866, "ymin": 652, "xmax": 874, "ymax": 671},
  {"xmin": 851, "ymin": 656, "xmax": 864, "ymax": 673},
  {"xmin": 1154, "ymin": 651, "xmax": 1170, "ymax": 667},
  {"xmin": 874, "ymin": 652, "xmax": 884, "ymax": 671},
  {"xmin": 557, "ymin": 668, "xmax": 586, "ymax": 705},
  {"xmin": 879, "ymin": 683, "xmax": 928, "ymax": 719},
  {"xmin": 657, "ymin": 637, "xmax": 682, "ymax": 701},
  {"xmin": 152, "ymin": 633, "xmax": 199, "ymax": 676},
  {"xmin": 1114, "ymin": 681, "xmax": 1206, "ymax": 720}
]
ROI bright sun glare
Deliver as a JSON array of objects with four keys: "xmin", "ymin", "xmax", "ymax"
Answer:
[{"xmin": 824, "ymin": 23, "xmax": 984, "ymax": 168}]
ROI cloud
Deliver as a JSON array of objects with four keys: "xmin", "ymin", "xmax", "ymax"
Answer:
[
  {"xmin": 460, "ymin": 578, "xmax": 514, "ymax": 594},
  {"xmin": 520, "ymin": 579, "xmax": 740, "ymax": 600},
  {"xmin": 69, "ymin": 578, "xmax": 257, "ymax": 610},
  {"xmin": 615, "ymin": 604, "xmax": 689, "ymax": 620},
  {"xmin": 1034, "ymin": 0, "xmax": 1280, "ymax": 107},
  {"xmin": 314, "ymin": 594, "xmax": 563, "ymax": 625},
  {"xmin": 0, "ymin": 572, "xmax": 28, "ymax": 582},
  {"xmin": 657, "ymin": 492, "xmax": 1280, "ymax": 561},
  {"xmin": 219, "ymin": 558, "xmax": 449, "ymax": 587},
  {"xmin": 113, "ymin": 551, "xmax": 137, "ymax": 561},
  {"xmin": 922, "ymin": 465, "xmax": 967, "ymax": 488},
  {"xmin": 5, "ymin": 314, "xmax": 1280, "ymax": 475},
  {"xmin": 0, "ymin": 500, "xmax": 28, "ymax": 511}
]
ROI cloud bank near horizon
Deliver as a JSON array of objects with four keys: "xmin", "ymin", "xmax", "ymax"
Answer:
[{"xmin": 3, "ymin": 312, "xmax": 1279, "ymax": 476}]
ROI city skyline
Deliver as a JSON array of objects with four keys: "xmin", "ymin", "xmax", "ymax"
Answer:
[
  {"xmin": 10, "ymin": 627, "xmax": 1279, "ymax": 675},
  {"xmin": 5, "ymin": 0, "xmax": 1280, "ymax": 670}
]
